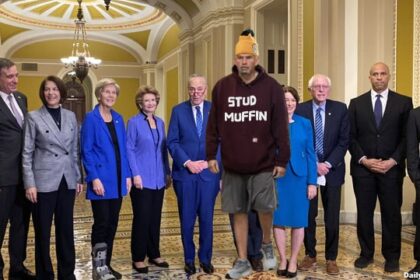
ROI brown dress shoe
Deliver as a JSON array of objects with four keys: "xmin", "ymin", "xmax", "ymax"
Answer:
[
  {"xmin": 298, "ymin": 256, "xmax": 317, "ymax": 271},
  {"xmin": 326, "ymin": 260, "xmax": 339, "ymax": 275},
  {"xmin": 249, "ymin": 258, "xmax": 263, "ymax": 272}
]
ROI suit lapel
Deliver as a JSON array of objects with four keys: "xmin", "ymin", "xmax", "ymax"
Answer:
[
  {"xmin": 379, "ymin": 91, "xmax": 395, "ymax": 130},
  {"xmin": 14, "ymin": 93, "xmax": 27, "ymax": 115},
  {"xmin": 185, "ymin": 102, "xmax": 199, "ymax": 138},
  {"xmin": 93, "ymin": 106, "xmax": 112, "ymax": 142},
  {"xmin": 201, "ymin": 101, "xmax": 210, "ymax": 139},
  {"xmin": 39, "ymin": 106, "xmax": 66, "ymax": 148},
  {"xmin": 0, "ymin": 95, "xmax": 21, "ymax": 129}
]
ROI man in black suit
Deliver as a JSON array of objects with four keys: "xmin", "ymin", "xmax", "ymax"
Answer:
[
  {"xmin": 405, "ymin": 107, "xmax": 420, "ymax": 276},
  {"xmin": 295, "ymin": 74, "xmax": 349, "ymax": 275},
  {"xmin": 349, "ymin": 62, "xmax": 412, "ymax": 273},
  {"xmin": 0, "ymin": 58, "xmax": 35, "ymax": 280}
]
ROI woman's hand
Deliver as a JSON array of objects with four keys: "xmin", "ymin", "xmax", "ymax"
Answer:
[
  {"xmin": 126, "ymin": 177, "xmax": 132, "ymax": 193},
  {"xmin": 25, "ymin": 187, "xmax": 37, "ymax": 203},
  {"xmin": 92, "ymin": 179, "xmax": 105, "ymax": 196},
  {"xmin": 133, "ymin": 175, "xmax": 143, "ymax": 189},
  {"xmin": 76, "ymin": 183, "xmax": 84, "ymax": 195},
  {"xmin": 307, "ymin": 184, "xmax": 317, "ymax": 200}
]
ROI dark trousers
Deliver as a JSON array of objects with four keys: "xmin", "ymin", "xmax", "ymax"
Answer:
[
  {"xmin": 229, "ymin": 210, "xmax": 263, "ymax": 260},
  {"xmin": 32, "ymin": 179, "xmax": 76, "ymax": 280},
  {"xmin": 353, "ymin": 175, "xmax": 403, "ymax": 261},
  {"xmin": 415, "ymin": 184, "xmax": 420, "ymax": 261},
  {"xmin": 0, "ymin": 184, "xmax": 31, "ymax": 276},
  {"xmin": 173, "ymin": 178, "xmax": 219, "ymax": 264},
  {"xmin": 130, "ymin": 187, "xmax": 165, "ymax": 262},
  {"xmin": 304, "ymin": 184, "xmax": 341, "ymax": 260},
  {"xmin": 91, "ymin": 198, "xmax": 122, "ymax": 266}
]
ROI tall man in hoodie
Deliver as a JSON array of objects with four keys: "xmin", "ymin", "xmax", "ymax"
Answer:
[{"xmin": 206, "ymin": 29, "xmax": 290, "ymax": 279}]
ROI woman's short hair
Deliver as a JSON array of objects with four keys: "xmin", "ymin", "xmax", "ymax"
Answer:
[
  {"xmin": 39, "ymin": 75, "xmax": 67, "ymax": 105},
  {"xmin": 135, "ymin": 85, "xmax": 160, "ymax": 110},
  {"xmin": 94, "ymin": 78, "xmax": 120, "ymax": 99},
  {"xmin": 283, "ymin": 86, "xmax": 300, "ymax": 103}
]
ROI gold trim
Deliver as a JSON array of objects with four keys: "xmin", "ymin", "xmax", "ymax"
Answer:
[
  {"xmin": 414, "ymin": 0, "xmax": 420, "ymax": 106},
  {"xmin": 297, "ymin": 0, "xmax": 303, "ymax": 96}
]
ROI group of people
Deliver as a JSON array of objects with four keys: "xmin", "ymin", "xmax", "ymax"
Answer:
[{"xmin": 1, "ymin": 26, "xmax": 420, "ymax": 280}]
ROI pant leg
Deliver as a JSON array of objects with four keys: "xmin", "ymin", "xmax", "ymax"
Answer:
[
  {"xmin": 9, "ymin": 184, "xmax": 31, "ymax": 271},
  {"xmin": 130, "ymin": 188, "xmax": 153, "ymax": 262},
  {"xmin": 55, "ymin": 180, "xmax": 76, "ymax": 280},
  {"xmin": 304, "ymin": 188, "xmax": 318, "ymax": 257},
  {"xmin": 0, "ymin": 186, "xmax": 17, "ymax": 276},
  {"xmin": 247, "ymin": 210, "xmax": 263, "ymax": 260},
  {"xmin": 105, "ymin": 199, "xmax": 122, "ymax": 266},
  {"xmin": 197, "ymin": 178, "xmax": 219, "ymax": 264},
  {"xmin": 352, "ymin": 175, "xmax": 377, "ymax": 259},
  {"xmin": 173, "ymin": 179, "xmax": 198, "ymax": 263},
  {"xmin": 320, "ymin": 184, "xmax": 341, "ymax": 260},
  {"xmin": 32, "ymin": 190, "xmax": 56, "ymax": 280},
  {"xmin": 377, "ymin": 175, "xmax": 403, "ymax": 261},
  {"xmin": 415, "ymin": 183, "xmax": 420, "ymax": 261},
  {"xmin": 147, "ymin": 188, "xmax": 165, "ymax": 260}
]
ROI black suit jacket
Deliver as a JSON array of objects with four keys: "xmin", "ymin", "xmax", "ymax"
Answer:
[
  {"xmin": 407, "ymin": 107, "xmax": 420, "ymax": 184},
  {"xmin": 0, "ymin": 91, "xmax": 27, "ymax": 186},
  {"xmin": 295, "ymin": 99, "xmax": 350, "ymax": 186},
  {"xmin": 349, "ymin": 90, "xmax": 412, "ymax": 178}
]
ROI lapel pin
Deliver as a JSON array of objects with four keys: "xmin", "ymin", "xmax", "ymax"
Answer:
[{"xmin": 328, "ymin": 112, "xmax": 331, "ymax": 116}]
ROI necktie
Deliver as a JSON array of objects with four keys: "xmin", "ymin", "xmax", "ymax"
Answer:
[
  {"xmin": 195, "ymin": 106, "xmax": 202, "ymax": 137},
  {"xmin": 374, "ymin": 94, "xmax": 382, "ymax": 128},
  {"xmin": 7, "ymin": 94, "xmax": 23, "ymax": 127},
  {"xmin": 315, "ymin": 107, "xmax": 324, "ymax": 160}
]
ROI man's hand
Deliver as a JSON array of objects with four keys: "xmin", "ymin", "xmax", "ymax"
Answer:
[
  {"xmin": 361, "ymin": 158, "xmax": 395, "ymax": 174},
  {"xmin": 317, "ymin": 162, "xmax": 330, "ymax": 176},
  {"xmin": 186, "ymin": 160, "xmax": 208, "ymax": 174},
  {"xmin": 272, "ymin": 166, "xmax": 286, "ymax": 178},
  {"xmin": 208, "ymin": 160, "xmax": 219, "ymax": 174}
]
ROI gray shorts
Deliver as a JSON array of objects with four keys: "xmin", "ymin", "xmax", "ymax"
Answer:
[{"xmin": 221, "ymin": 170, "xmax": 277, "ymax": 213}]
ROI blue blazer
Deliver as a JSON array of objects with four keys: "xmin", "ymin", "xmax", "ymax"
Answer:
[
  {"xmin": 167, "ymin": 100, "xmax": 220, "ymax": 182},
  {"xmin": 288, "ymin": 115, "xmax": 317, "ymax": 184},
  {"xmin": 81, "ymin": 105, "xmax": 131, "ymax": 200},
  {"xmin": 295, "ymin": 99, "xmax": 349, "ymax": 186},
  {"xmin": 126, "ymin": 112, "xmax": 170, "ymax": 189}
]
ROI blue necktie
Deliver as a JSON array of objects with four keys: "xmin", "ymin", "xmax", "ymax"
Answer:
[
  {"xmin": 315, "ymin": 107, "xmax": 324, "ymax": 160},
  {"xmin": 195, "ymin": 106, "xmax": 202, "ymax": 137},
  {"xmin": 374, "ymin": 94, "xmax": 382, "ymax": 128}
]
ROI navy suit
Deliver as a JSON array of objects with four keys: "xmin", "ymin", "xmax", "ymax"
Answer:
[
  {"xmin": 349, "ymin": 90, "xmax": 412, "ymax": 261},
  {"xmin": 167, "ymin": 100, "xmax": 220, "ymax": 265},
  {"xmin": 295, "ymin": 99, "xmax": 349, "ymax": 261}
]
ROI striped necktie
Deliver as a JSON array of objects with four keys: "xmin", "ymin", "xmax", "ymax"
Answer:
[
  {"xmin": 195, "ymin": 106, "xmax": 202, "ymax": 137},
  {"xmin": 315, "ymin": 107, "xmax": 324, "ymax": 160}
]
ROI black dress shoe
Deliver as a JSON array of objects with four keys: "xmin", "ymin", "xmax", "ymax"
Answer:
[
  {"xmin": 9, "ymin": 267, "xmax": 36, "ymax": 280},
  {"xmin": 249, "ymin": 257, "xmax": 263, "ymax": 272},
  {"xmin": 184, "ymin": 262, "xmax": 196, "ymax": 274},
  {"xmin": 384, "ymin": 259, "xmax": 399, "ymax": 272},
  {"xmin": 354, "ymin": 256, "xmax": 373, "ymax": 269},
  {"xmin": 108, "ymin": 266, "xmax": 122, "ymax": 279},
  {"xmin": 132, "ymin": 262, "xmax": 148, "ymax": 274},
  {"xmin": 149, "ymin": 258, "xmax": 169, "ymax": 268},
  {"xmin": 277, "ymin": 260, "xmax": 288, "ymax": 277},
  {"xmin": 200, "ymin": 262, "xmax": 214, "ymax": 274},
  {"xmin": 409, "ymin": 261, "xmax": 420, "ymax": 273},
  {"xmin": 408, "ymin": 262, "xmax": 420, "ymax": 279},
  {"xmin": 286, "ymin": 269, "xmax": 297, "ymax": 278}
]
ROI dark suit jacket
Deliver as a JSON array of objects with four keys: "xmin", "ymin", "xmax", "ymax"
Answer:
[
  {"xmin": 0, "ymin": 91, "xmax": 27, "ymax": 186},
  {"xmin": 167, "ymin": 100, "xmax": 220, "ymax": 182},
  {"xmin": 295, "ymin": 99, "xmax": 349, "ymax": 186},
  {"xmin": 349, "ymin": 90, "xmax": 412, "ymax": 178},
  {"xmin": 406, "ymin": 107, "xmax": 420, "ymax": 184}
]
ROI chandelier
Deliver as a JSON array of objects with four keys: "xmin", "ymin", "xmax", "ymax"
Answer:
[
  {"xmin": 60, "ymin": 0, "xmax": 101, "ymax": 83},
  {"xmin": 104, "ymin": 0, "xmax": 111, "ymax": 10}
]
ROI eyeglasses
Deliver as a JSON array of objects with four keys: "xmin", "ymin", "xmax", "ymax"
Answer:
[
  {"xmin": 188, "ymin": 87, "xmax": 206, "ymax": 94},
  {"xmin": 311, "ymin": 85, "xmax": 330, "ymax": 90}
]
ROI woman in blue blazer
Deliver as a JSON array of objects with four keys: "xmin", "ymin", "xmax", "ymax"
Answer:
[
  {"xmin": 81, "ymin": 78, "xmax": 132, "ymax": 280},
  {"xmin": 273, "ymin": 86, "xmax": 317, "ymax": 278},
  {"xmin": 126, "ymin": 86, "xmax": 171, "ymax": 273}
]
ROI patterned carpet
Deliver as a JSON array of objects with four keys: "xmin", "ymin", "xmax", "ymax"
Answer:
[{"xmin": 1, "ymin": 187, "xmax": 417, "ymax": 279}]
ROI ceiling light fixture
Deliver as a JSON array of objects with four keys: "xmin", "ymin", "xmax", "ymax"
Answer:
[
  {"xmin": 60, "ymin": 0, "xmax": 101, "ymax": 83},
  {"xmin": 104, "ymin": 0, "xmax": 111, "ymax": 10}
]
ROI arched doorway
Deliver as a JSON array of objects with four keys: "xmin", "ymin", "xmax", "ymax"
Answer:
[{"xmin": 63, "ymin": 79, "xmax": 86, "ymax": 124}]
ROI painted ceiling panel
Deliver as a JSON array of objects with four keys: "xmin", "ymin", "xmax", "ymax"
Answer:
[
  {"xmin": 30, "ymin": 1, "xmax": 58, "ymax": 14},
  {"xmin": 122, "ymin": 30, "xmax": 151, "ymax": 50},
  {"xmin": 11, "ymin": 39, "xmax": 138, "ymax": 62},
  {"xmin": 87, "ymin": 5, "xmax": 106, "ymax": 20},
  {"xmin": 49, "ymin": 4, "xmax": 71, "ymax": 18},
  {"xmin": 0, "ymin": 22, "xmax": 28, "ymax": 43}
]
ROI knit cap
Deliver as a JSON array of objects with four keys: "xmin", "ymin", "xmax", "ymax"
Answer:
[{"xmin": 235, "ymin": 29, "xmax": 259, "ymax": 56}]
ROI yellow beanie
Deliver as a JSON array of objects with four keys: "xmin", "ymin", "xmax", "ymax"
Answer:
[{"xmin": 235, "ymin": 33, "xmax": 259, "ymax": 56}]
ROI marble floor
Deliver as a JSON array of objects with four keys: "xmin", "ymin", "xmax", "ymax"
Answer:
[{"xmin": 1, "ymin": 187, "xmax": 417, "ymax": 279}]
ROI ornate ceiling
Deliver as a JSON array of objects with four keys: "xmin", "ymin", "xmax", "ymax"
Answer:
[{"xmin": 0, "ymin": 0, "xmax": 201, "ymax": 62}]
